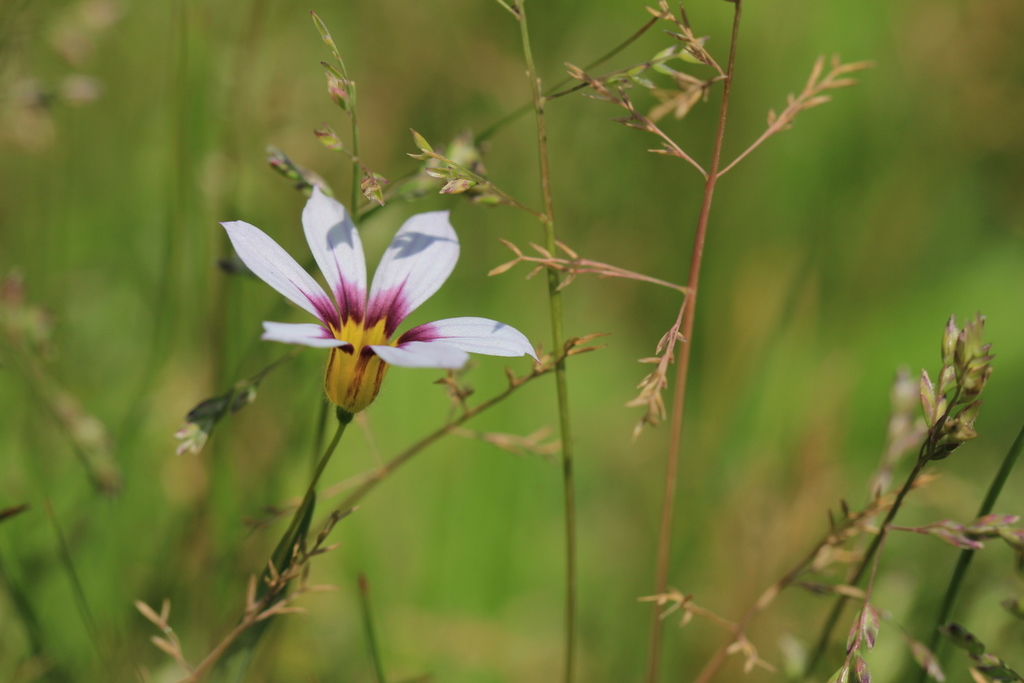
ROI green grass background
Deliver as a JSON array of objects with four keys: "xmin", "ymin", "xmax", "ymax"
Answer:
[{"xmin": 1, "ymin": 0, "xmax": 1023, "ymax": 681}]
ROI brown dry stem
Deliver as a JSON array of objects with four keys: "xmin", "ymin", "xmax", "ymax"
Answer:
[
  {"xmin": 639, "ymin": 589, "xmax": 775, "ymax": 675},
  {"xmin": 241, "ymin": 338, "xmax": 596, "ymax": 536},
  {"xmin": 142, "ymin": 346, "xmax": 581, "ymax": 681},
  {"xmin": 645, "ymin": 3, "xmax": 743, "ymax": 678},
  {"xmin": 565, "ymin": 62, "xmax": 707, "ymax": 177},
  {"xmin": 452, "ymin": 426, "xmax": 561, "ymax": 459},
  {"xmin": 490, "ymin": 239, "xmax": 689, "ymax": 294},
  {"xmin": 138, "ymin": 510, "xmax": 348, "ymax": 682},
  {"xmin": 333, "ymin": 336, "xmax": 599, "ymax": 513},
  {"xmin": 627, "ymin": 305, "xmax": 686, "ymax": 439},
  {"xmin": 692, "ymin": 474, "xmax": 937, "ymax": 683},
  {"xmin": 718, "ymin": 55, "xmax": 873, "ymax": 177}
]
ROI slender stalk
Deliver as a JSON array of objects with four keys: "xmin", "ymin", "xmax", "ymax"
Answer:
[
  {"xmin": 311, "ymin": 400, "xmax": 330, "ymax": 468},
  {"xmin": 477, "ymin": 16, "xmax": 658, "ymax": 143},
  {"xmin": 349, "ymin": 100, "xmax": 361, "ymax": 214},
  {"xmin": 0, "ymin": 336, "xmax": 120, "ymax": 493},
  {"xmin": 336, "ymin": 363, "xmax": 551, "ymax": 512},
  {"xmin": 644, "ymin": 3, "xmax": 742, "ymax": 681},
  {"xmin": 120, "ymin": 0, "xmax": 189, "ymax": 443},
  {"xmin": 272, "ymin": 409, "xmax": 350, "ymax": 574},
  {"xmin": 694, "ymin": 470, "xmax": 913, "ymax": 683},
  {"xmin": 805, "ymin": 457, "xmax": 926, "ymax": 674},
  {"xmin": 693, "ymin": 536, "xmax": 825, "ymax": 683},
  {"xmin": 358, "ymin": 574, "xmax": 388, "ymax": 683},
  {"xmin": 841, "ymin": 533, "xmax": 886, "ymax": 669},
  {"xmin": 912, "ymin": 419, "xmax": 1024, "ymax": 683},
  {"xmin": 0, "ymin": 548, "xmax": 56, "ymax": 676},
  {"xmin": 44, "ymin": 500, "xmax": 113, "ymax": 676},
  {"xmin": 807, "ymin": 381, "xmax": 965, "ymax": 675},
  {"xmin": 212, "ymin": 410, "xmax": 351, "ymax": 680},
  {"xmin": 512, "ymin": 3, "xmax": 577, "ymax": 681}
]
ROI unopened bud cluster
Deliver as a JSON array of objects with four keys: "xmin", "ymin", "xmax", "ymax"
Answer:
[
  {"xmin": 408, "ymin": 130, "xmax": 505, "ymax": 205},
  {"xmin": 919, "ymin": 314, "xmax": 993, "ymax": 460}
]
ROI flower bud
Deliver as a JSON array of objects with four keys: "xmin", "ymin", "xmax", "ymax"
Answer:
[
  {"xmin": 961, "ymin": 362, "xmax": 992, "ymax": 401},
  {"xmin": 440, "ymin": 178, "xmax": 477, "ymax": 194},
  {"xmin": 326, "ymin": 72, "xmax": 350, "ymax": 110},
  {"xmin": 920, "ymin": 370, "xmax": 937, "ymax": 426},
  {"xmin": 941, "ymin": 315, "xmax": 957, "ymax": 366},
  {"xmin": 324, "ymin": 320, "xmax": 392, "ymax": 414},
  {"xmin": 937, "ymin": 364, "xmax": 956, "ymax": 397}
]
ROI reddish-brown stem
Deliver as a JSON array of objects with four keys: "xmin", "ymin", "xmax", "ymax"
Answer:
[{"xmin": 644, "ymin": 2, "xmax": 743, "ymax": 681}]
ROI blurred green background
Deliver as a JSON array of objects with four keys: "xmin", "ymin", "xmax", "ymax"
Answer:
[{"xmin": 1, "ymin": 0, "xmax": 1023, "ymax": 681}]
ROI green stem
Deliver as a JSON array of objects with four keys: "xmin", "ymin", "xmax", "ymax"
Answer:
[
  {"xmin": 350, "ymin": 104, "xmax": 361, "ymax": 214},
  {"xmin": 477, "ymin": 16, "xmax": 658, "ymax": 142},
  {"xmin": 270, "ymin": 408, "xmax": 351, "ymax": 577},
  {"xmin": 807, "ymin": 386, "xmax": 963, "ymax": 676},
  {"xmin": 215, "ymin": 408, "xmax": 351, "ymax": 681},
  {"xmin": 358, "ymin": 573, "xmax": 388, "ymax": 683},
  {"xmin": 118, "ymin": 0, "xmax": 189, "ymax": 446},
  {"xmin": 913, "ymin": 419, "xmax": 1024, "ymax": 682},
  {"xmin": 513, "ymin": 3, "xmax": 577, "ymax": 681},
  {"xmin": 44, "ymin": 499, "xmax": 113, "ymax": 676},
  {"xmin": 805, "ymin": 456, "xmax": 926, "ymax": 675},
  {"xmin": 311, "ymin": 399, "xmax": 330, "ymax": 468}
]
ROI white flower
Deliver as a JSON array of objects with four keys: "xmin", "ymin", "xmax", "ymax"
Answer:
[{"xmin": 222, "ymin": 188, "xmax": 537, "ymax": 413}]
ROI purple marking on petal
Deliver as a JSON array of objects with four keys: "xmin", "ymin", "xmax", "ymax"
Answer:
[
  {"xmin": 394, "ymin": 316, "xmax": 538, "ymax": 361},
  {"xmin": 396, "ymin": 322, "xmax": 439, "ymax": 345},
  {"xmin": 336, "ymin": 281, "xmax": 365, "ymax": 324},
  {"xmin": 364, "ymin": 284, "xmax": 410, "ymax": 337},
  {"xmin": 309, "ymin": 292, "xmax": 340, "ymax": 329}
]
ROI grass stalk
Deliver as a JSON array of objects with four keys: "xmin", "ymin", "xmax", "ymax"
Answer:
[
  {"xmin": 477, "ymin": 16, "xmax": 657, "ymax": 143},
  {"xmin": 0, "ymin": 546, "xmax": 67, "ymax": 681},
  {"xmin": 43, "ymin": 500, "xmax": 113, "ymax": 677},
  {"xmin": 806, "ymin": 383, "xmax": 966, "ymax": 675},
  {"xmin": 644, "ymin": 3, "xmax": 743, "ymax": 681},
  {"xmin": 512, "ymin": 3, "xmax": 578, "ymax": 680},
  {"xmin": 215, "ymin": 409, "xmax": 351, "ymax": 681},
  {"xmin": 912, "ymin": 419, "xmax": 1024, "ymax": 682},
  {"xmin": 349, "ymin": 95, "xmax": 361, "ymax": 214},
  {"xmin": 120, "ymin": 0, "xmax": 190, "ymax": 444},
  {"xmin": 803, "ymin": 457, "xmax": 925, "ymax": 674},
  {"xmin": 358, "ymin": 573, "xmax": 388, "ymax": 683}
]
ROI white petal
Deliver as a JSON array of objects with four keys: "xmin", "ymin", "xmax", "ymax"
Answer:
[
  {"xmin": 368, "ymin": 341, "xmax": 469, "ymax": 369},
  {"xmin": 302, "ymin": 187, "xmax": 367, "ymax": 322},
  {"xmin": 261, "ymin": 322, "xmax": 351, "ymax": 349},
  {"xmin": 399, "ymin": 317, "xmax": 538, "ymax": 361},
  {"xmin": 366, "ymin": 211, "xmax": 459, "ymax": 334},
  {"xmin": 222, "ymin": 220, "xmax": 338, "ymax": 327}
]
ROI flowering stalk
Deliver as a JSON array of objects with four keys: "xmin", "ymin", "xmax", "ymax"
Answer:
[
  {"xmin": 269, "ymin": 408, "xmax": 351, "ymax": 581},
  {"xmin": 358, "ymin": 574, "xmax": 388, "ymax": 683},
  {"xmin": 645, "ymin": 3, "xmax": 743, "ymax": 681},
  {"xmin": 214, "ymin": 409, "xmax": 350, "ymax": 680},
  {"xmin": 334, "ymin": 346, "xmax": 570, "ymax": 511},
  {"xmin": 511, "ymin": 2, "xmax": 578, "ymax": 680},
  {"xmin": 806, "ymin": 314, "xmax": 994, "ymax": 675},
  {"xmin": 913, "ymin": 419, "xmax": 1024, "ymax": 682},
  {"xmin": 476, "ymin": 16, "xmax": 658, "ymax": 143},
  {"xmin": 217, "ymin": 184, "xmax": 534, "ymax": 677}
]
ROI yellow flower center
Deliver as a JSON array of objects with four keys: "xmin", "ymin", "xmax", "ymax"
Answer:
[{"xmin": 323, "ymin": 318, "xmax": 393, "ymax": 413}]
